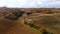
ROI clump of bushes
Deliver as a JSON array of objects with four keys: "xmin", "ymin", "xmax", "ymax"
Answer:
[
  {"xmin": 24, "ymin": 19, "xmax": 53, "ymax": 34},
  {"xmin": 4, "ymin": 11, "xmax": 25, "ymax": 20}
]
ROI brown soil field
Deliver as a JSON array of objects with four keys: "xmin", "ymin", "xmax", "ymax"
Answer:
[{"xmin": 0, "ymin": 17, "xmax": 37, "ymax": 34}]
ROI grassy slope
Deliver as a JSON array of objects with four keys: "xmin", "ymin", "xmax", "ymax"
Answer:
[
  {"xmin": 13, "ymin": 18, "xmax": 39, "ymax": 34},
  {"xmin": 0, "ymin": 17, "xmax": 38, "ymax": 34},
  {"xmin": 18, "ymin": 18, "xmax": 41, "ymax": 34}
]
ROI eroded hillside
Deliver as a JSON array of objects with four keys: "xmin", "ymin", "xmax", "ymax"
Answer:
[{"xmin": 0, "ymin": 8, "xmax": 60, "ymax": 34}]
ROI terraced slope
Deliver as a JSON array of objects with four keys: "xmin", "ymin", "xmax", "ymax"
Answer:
[{"xmin": 25, "ymin": 13, "xmax": 60, "ymax": 34}]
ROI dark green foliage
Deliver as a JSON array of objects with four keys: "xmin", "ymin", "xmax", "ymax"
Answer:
[
  {"xmin": 24, "ymin": 21, "xmax": 34, "ymax": 27},
  {"xmin": 26, "ymin": 12, "xmax": 32, "ymax": 15},
  {"xmin": 4, "ymin": 11, "xmax": 25, "ymax": 20},
  {"xmin": 42, "ymin": 29, "xmax": 53, "ymax": 34},
  {"xmin": 48, "ymin": 11, "xmax": 53, "ymax": 14},
  {"xmin": 24, "ymin": 21, "xmax": 40, "ymax": 29},
  {"xmin": 24, "ymin": 21, "xmax": 28, "ymax": 25},
  {"xmin": 47, "ymin": 10, "xmax": 53, "ymax": 14},
  {"xmin": 34, "ymin": 25, "xmax": 40, "ymax": 30},
  {"xmin": 12, "ymin": 11, "xmax": 25, "ymax": 17}
]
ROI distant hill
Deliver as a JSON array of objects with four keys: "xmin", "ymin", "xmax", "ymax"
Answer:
[{"xmin": 0, "ymin": 8, "xmax": 60, "ymax": 13}]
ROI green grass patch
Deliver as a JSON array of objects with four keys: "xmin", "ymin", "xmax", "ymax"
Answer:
[{"xmin": 32, "ymin": 28, "xmax": 42, "ymax": 34}]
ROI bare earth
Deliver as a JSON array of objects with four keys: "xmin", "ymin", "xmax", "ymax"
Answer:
[{"xmin": 0, "ymin": 17, "xmax": 37, "ymax": 34}]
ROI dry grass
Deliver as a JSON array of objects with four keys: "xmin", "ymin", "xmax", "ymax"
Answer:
[{"xmin": 25, "ymin": 13, "xmax": 60, "ymax": 34}]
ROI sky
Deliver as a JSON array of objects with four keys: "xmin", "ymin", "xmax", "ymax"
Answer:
[{"xmin": 0, "ymin": 0, "xmax": 60, "ymax": 8}]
